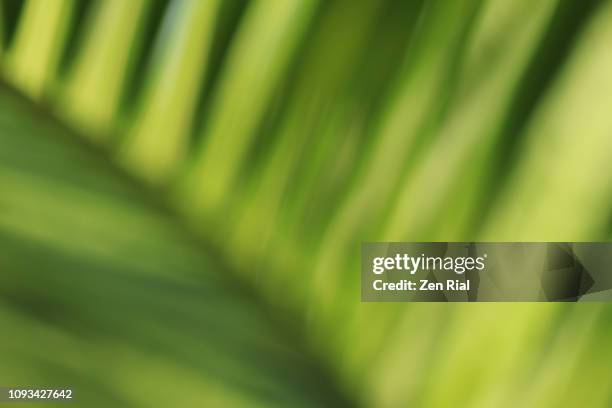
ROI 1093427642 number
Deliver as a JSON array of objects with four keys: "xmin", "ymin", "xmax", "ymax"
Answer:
[{"xmin": 4, "ymin": 388, "xmax": 73, "ymax": 401}]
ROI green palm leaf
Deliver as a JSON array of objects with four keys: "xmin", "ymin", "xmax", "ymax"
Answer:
[
  {"xmin": 1, "ymin": 0, "xmax": 612, "ymax": 407},
  {"xmin": 0, "ymin": 86, "xmax": 351, "ymax": 407}
]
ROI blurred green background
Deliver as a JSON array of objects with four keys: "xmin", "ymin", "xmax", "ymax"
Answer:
[{"xmin": 1, "ymin": 0, "xmax": 612, "ymax": 406}]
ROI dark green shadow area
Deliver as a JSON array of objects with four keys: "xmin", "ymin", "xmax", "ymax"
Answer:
[{"xmin": 0, "ymin": 87, "xmax": 352, "ymax": 408}]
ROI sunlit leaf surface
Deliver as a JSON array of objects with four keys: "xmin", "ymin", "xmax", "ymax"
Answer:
[{"xmin": 2, "ymin": 0, "xmax": 612, "ymax": 406}]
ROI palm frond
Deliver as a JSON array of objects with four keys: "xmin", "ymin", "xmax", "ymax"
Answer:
[{"xmin": 2, "ymin": 0, "xmax": 612, "ymax": 406}]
